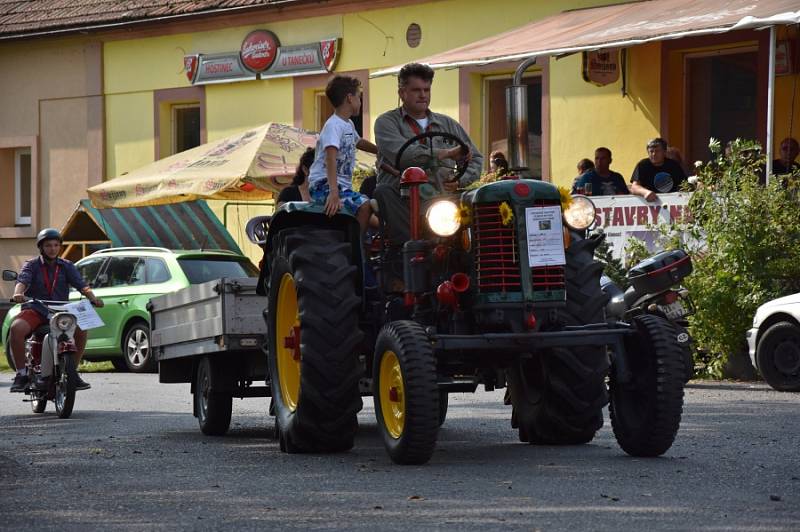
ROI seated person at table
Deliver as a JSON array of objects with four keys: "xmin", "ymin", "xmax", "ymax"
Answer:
[
  {"xmin": 573, "ymin": 147, "xmax": 629, "ymax": 196},
  {"xmin": 629, "ymin": 137, "xmax": 686, "ymax": 202}
]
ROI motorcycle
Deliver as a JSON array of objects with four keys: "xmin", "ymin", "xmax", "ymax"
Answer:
[
  {"xmin": 601, "ymin": 249, "xmax": 695, "ymax": 380},
  {"xmin": 3, "ymin": 270, "xmax": 81, "ymax": 418}
]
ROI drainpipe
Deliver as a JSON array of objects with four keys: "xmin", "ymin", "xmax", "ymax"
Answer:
[
  {"xmin": 506, "ymin": 57, "xmax": 538, "ymax": 176},
  {"xmin": 765, "ymin": 25, "xmax": 776, "ymax": 183}
]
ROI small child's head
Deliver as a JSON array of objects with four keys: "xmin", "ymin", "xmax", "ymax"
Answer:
[
  {"xmin": 326, "ymin": 75, "xmax": 362, "ymax": 115},
  {"xmin": 577, "ymin": 158, "xmax": 594, "ymax": 174}
]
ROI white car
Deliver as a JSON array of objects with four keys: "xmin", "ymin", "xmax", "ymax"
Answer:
[{"xmin": 746, "ymin": 293, "xmax": 800, "ymax": 391}]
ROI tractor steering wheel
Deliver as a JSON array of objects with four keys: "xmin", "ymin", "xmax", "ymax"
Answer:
[{"xmin": 394, "ymin": 131, "xmax": 470, "ymax": 185}]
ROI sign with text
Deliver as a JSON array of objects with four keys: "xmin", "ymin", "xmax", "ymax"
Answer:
[
  {"xmin": 591, "ymin": 193, "xmax": 691, "ymax": 261},
  {"xmin": 184, "ymin": 31, "xmax": 340, "ymax": 85},
  {"xmin": 582, "ymin": 48, "xmax": 621, "ymax": 86},
  {"xmin": 525, "ymin": 206, "xmax": 566, "ymax": 267}
]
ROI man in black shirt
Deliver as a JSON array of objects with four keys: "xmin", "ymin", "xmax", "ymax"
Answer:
[{"xmin": 630, "ymin": 137, "xmax": 686, "ymax": 202}]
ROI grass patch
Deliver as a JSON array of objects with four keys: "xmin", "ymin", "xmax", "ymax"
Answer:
[
  {"xmin": 79, "ymin": 360, "xmax": 115, "ymax": 373},
  {"xmin": 0, "ymin": 347, "xmax": 9, "ymax": 372}
]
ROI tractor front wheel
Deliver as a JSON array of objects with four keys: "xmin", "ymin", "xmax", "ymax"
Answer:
[
  {"xmin": 373, "ymin": 321, "xmax": 439, "ymax": 465},
  {"xmin": 610, "ymin": 314, "xmax": 685, "ymax": 457}
]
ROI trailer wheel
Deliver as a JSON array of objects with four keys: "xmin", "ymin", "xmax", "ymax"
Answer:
[
  {"xmin": 508, "ymin": 235, "xmax": 609, "ymax": 444},
  {"xmin": 373, "ymin": 321, "xmax": 439, "ymax": 465},
  {"xmin": 195, "ymin": 356, "xmax": 232, "ymax": 436},
  {"xmin": 610, "ymin": 314, "xmax": 685, "ymax": 457},
  {"xmin": 268, "ymin": 228, "xmax": 363, "ymax": 453}
]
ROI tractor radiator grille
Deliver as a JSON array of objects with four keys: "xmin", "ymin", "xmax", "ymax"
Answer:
[
  {"xmin": 473, "ymin": 203, "xmax": 520, "ymax": 293},
  {"xmin": 472, "ymin": 200, "xmax": 566, "ymax": 295}
]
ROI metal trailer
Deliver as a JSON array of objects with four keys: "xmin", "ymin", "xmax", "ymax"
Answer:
[{"xmin": 149, "ymin": 277, "xmax": 270, "ymax": 435}]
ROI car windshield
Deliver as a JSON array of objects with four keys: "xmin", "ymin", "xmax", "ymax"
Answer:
[{"xmin": 177, "ymin": 257, "xmax": 258, "ymax": 284}]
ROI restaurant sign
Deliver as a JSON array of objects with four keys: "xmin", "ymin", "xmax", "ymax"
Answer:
[
  {"xmin": 582, "ymin": 48, "xmax": 620, "ymax": 86},
  {"xmin": 185, "ymin": 30, "xmax": 340, "ymax": 85}
]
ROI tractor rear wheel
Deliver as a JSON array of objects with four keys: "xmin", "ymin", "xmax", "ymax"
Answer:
[
  {"xmin": 508, "ymin": 234, "xmax": 610, "ymax": 444},
  {"xmin": 373, "ymin": 321, "xmax": 439, "ymax": 465},
  {"xmin": 268, "ymin": 228, "xmax": 363, "ymax": 453}
]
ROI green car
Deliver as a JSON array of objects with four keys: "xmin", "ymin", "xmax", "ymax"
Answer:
[{"xmin": 2, "ymin": 247, "xmax": 258, "ymax": 372}]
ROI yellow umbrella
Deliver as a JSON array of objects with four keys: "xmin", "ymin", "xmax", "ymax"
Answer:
[{"xmin": 88, "ymin": 122, "xmax": 375, "ymax": 208}]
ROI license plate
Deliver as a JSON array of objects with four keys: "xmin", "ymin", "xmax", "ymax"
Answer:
[{"xmin": 658, "ymin": 300, "xmax": 688, "ymax": 320}]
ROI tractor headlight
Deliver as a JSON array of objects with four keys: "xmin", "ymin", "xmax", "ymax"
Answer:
[
  {"xmin": 55, "ymin": 314, "xmax": 76, "ymax": 331},
  {"xmin": 563, "ymin": 195, "xmax": 597, "ymax": 231},
  {"xmin": 426, "ymin": 200, "xmax": 460, "ymax": 237}
]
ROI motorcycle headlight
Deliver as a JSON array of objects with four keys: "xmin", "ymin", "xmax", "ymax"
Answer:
[
  {"xmin": 563, "ymin": 195, "xmax": 597, "ymax": 231},
  {"xmin": 426, "ymin": 200, "xmax": 461, "ymax": 237},
  {"xmin": 55, "ymin": 314, "xmax": 76, "ymax": 331}
]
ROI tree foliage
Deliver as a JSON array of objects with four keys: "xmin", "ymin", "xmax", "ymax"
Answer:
[{"xmin": 674, "ymin": 139, "xmax": 800, "ymax": 377}]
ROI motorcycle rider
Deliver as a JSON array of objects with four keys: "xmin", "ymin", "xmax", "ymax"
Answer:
[{"xmin": 9, "ymin": 228, "xmax": 103, "ymax": 393}]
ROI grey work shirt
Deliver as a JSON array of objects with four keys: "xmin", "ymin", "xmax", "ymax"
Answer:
[{"xmin": 375, "ymin": 107, "xmax": 483, "ymax": 191}]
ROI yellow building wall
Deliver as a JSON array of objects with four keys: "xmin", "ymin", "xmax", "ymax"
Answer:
[
  {"xmin": 548, "ymin": 43, "xmax": 662, "ymax": 188},
  {"xmin": 102, "ymin": 0, "xmax": 796, "ymax": 254},
  {"xmin": 772, "ymin": 27, "xmax": 800, "ymax": 154}
]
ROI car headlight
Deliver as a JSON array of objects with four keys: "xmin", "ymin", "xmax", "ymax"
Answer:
[
  {"xmin": 426, "ymin": 200, "xmax": 461, "ymax": 237},
  {"xmin": 563, "ymin": 195, "xmax": 597, "ymax": 231},
  {"xmin": 55, "ymin": 314, "xmax": 76, "ymax": 331}
]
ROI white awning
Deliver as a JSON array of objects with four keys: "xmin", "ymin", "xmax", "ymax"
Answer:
[{"xmin": 371, "ymin": 0, "xmax": 800, "ymax": 77}]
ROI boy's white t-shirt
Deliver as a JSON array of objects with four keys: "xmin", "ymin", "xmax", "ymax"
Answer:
[{"xmin": 308, "ymin": 114, "xmax": 360, "ymax": 190}]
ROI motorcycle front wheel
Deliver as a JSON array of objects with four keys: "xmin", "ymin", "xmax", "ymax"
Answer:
[{"xmin": 54, "ymin": 354, "xmax": 77, "ymax": 419}]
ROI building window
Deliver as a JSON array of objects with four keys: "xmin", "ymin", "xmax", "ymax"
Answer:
[
  {"xmin": 483, "ymin": 75, "xmax": 542, "ymax": 177},
  {"xmin": 314, "ymin": 90, "xmax": 363, "ymax": 137},
  {"xmin": 684, "ymin": 47, "xmax": 758, "ymax": 163},
  {"xmin": 154, "ymin": 86, "xmax": 206, "ymax": 160},
  {"xmin": 172, "ymin": 104, "xmax": 201, "ymax": 154},
  {"xmin": 15, "ymin": 147, "xmax": 32, "ymax": 225}
]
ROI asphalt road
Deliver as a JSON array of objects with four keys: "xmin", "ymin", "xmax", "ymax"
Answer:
[{"xmin": 0, "ymin": 372, "xmax": 798, "ymax": 531}]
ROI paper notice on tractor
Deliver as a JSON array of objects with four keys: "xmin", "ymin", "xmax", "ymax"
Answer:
[
  {"xmin": 63, "ymin": 301, "xmax": 105, "ymax": 330},
  {"xmin": 525, "ymin": 206, "xmax": 566, "ymax": 267}
]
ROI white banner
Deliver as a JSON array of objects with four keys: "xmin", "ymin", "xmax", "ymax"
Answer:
[{"xmin": 590, "ymin": 192, "xmax": 691, "ymax": 260}]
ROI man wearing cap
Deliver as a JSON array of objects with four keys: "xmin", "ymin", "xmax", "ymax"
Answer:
[
  {"xmin": 8, "ymin": 228, "xmax": 103, "ymax": 393},
  {"xmin": 629, "ymin": 137, "xmax": 686, "ymax": 202}
]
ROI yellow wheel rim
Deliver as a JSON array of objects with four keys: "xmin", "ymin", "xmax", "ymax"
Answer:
[
  {"xmin": 378, "ymin": 350, "xmax": 405, "ymax": 439},
  {"xmin": 275, "ymin": 273, "xmax": 301, "ymax": 412}
]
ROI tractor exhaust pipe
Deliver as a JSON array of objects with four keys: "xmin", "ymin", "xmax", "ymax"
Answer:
[{"xmin": 506, "ymin": 57, "xmax": 537, "ymax": 177}]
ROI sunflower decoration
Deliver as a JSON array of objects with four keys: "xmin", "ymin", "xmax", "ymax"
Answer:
[
  {"xmin": 499, "ymin": 201, "xmax": 514, "ymax": 226},
  {"xmin": 558, "ymin": 186, "xmax": 573, "ymax": 211},
  {"xmin": 457, "ymin": 204, "xmax": 472, "ymax": 225}
]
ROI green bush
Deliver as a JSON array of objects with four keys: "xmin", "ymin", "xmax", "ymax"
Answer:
[{"xmin": 672, "ymin": 139, "xmax": 800, "ymax": 377}]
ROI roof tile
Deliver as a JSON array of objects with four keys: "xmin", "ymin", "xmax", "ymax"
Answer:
[{"xmin": 0, "ymin": 0, "xmax": 297, "ymax": 37}]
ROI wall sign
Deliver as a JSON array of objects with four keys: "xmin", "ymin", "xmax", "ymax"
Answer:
[
  {"xmin": 240, "ymin": 30, "xmax": 279, "ymax": 73},
  {"xmin": 582, "ymin": 48, "xmax": 620, "ymax": 86},
  {"xmin": 775, "ymin": 40, "xmax": 794, "ymax": 76},
  {"xmin": 184, "ymin": 30, "xmax": 341, "ymax": 85}
]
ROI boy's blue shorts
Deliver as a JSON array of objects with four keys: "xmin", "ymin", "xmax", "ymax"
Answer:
[{"xmin": 309, "ymin": 181, "xmax": 369, "ymax": 216}]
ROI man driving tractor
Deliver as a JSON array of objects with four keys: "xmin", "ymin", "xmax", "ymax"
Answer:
[{"xmin": 373, "ymin": 62, "xmax": 484, "ymax": 242}]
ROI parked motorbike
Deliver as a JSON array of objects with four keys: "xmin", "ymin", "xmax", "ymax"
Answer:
[
  {"xmin": 601, "ymin": 249, "xmax": 695, "ymax": 380},
  {"xmin": 3, "ymin": 270, "xmax": 81, "ymax": 418}
]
